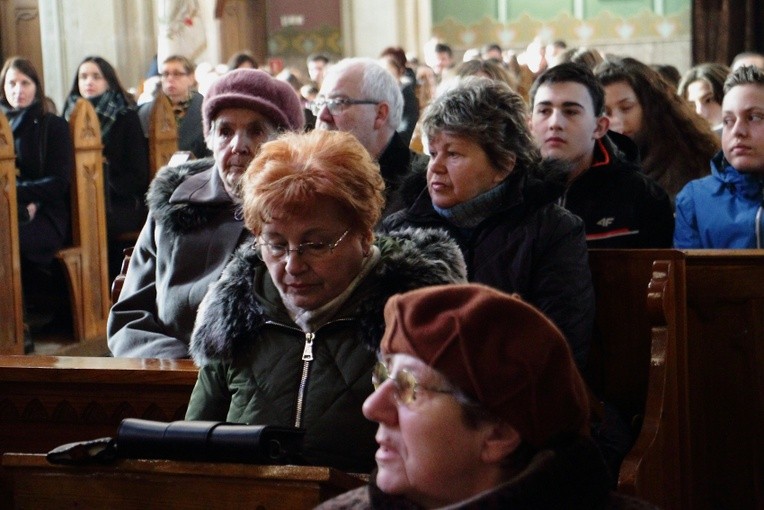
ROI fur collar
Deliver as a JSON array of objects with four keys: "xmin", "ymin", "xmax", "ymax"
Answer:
[
  {"xmin": 190, "ymin": 227, "xmax": 467, "ymax": 365},
  {"xmin": 146, "ymin": 158, "xmax": 234, "ymax": 236}
]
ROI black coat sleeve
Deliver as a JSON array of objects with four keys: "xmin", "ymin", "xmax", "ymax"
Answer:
[
  {"xmin": 103, "ymin": 109, "xmax": 150, "ymax": 201},
  {"xmin": 16, "ymin": 114, "xmax": 72, "ymax": 206}
]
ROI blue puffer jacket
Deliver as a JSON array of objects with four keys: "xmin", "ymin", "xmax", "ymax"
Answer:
[{"xmin": 674, "ymin": 151, "xmax": 764, "ymax": 248}]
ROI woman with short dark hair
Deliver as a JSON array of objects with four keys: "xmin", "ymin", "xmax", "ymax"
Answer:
[{"xmin": 383, "ymin": 76, "xmax": 594, "ymax": 369}]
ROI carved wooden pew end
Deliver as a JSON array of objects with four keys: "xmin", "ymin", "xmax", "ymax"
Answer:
[{"xmin": 55, "ymin": 99, "xmax": 110, "ymax": 345}]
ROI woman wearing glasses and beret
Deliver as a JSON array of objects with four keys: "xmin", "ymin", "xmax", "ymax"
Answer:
[
  {"xmin": 184, "ymin": 129, "xmax": 467, "ymax": 473},
  {"xmin": 317, "ymin": 284, "xmax": 655, "ymax": 509}
]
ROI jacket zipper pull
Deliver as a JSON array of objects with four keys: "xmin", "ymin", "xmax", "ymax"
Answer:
[{"xmin": 302, "ymin": 332, "xmax": 315, "ymax": 361}]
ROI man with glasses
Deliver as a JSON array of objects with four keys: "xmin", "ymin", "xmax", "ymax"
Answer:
[
  {"xmin": 313, "ymin": 57, "xmax": 428, "ymax": 218},
  {"xmin": 108, "ymin": 69, "xmax": 305, "ymax": 358},
  {"xmin": 318, "ymin": 284, "xmax": 655, "ymax": 509},
  {"xmin": 137, "ymin": 55, "xmax": 210, "ymax": 158}
]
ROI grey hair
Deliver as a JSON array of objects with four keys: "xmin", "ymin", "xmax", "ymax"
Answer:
[
  {"xmin": 327, "ymin": 57, "xmax": 403, "ymax": 130},
  {"xmin": 422, "ymin": 76, "xmax": 540, "ymax": 173}
]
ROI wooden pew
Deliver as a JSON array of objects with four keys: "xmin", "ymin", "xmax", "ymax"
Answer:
[
  {"xmin": 0, "ymin": 355, "xmax": 198, "ymax": 454},
  {"xmin": 587, "ymin": 249, "xmax": 687, "ymax": 510},
  {"xmin": 110, "ymin": 246, "xmax": 134, "ymax": 304},
  {"xmin": 682, "ymin": 250, "xmax": 764, "ymax": 510},
  {"xmin": 0, "ymin": 249, "xmax": 759, "ymax": 509},
  {"xmin": 0, "ymin": 112, "xmax": 24, "ymax": 355},
  {"xmin": 55, "ymin": 99, "xmax": 110, "ymax": 350},
  {"xmin": 148, "ymin": 93, "xmax": 178, "ymax": 179},
  {"xmin": 0, "ymin": 355, "xmax": 198, "ymax": 508},
  {"xmin": 590, "ymin": 249, "xmax": 764, "ymax": 510},
  {"xmin": 2, "ymin": 454, "xmax": 364, "ymax": 510}
]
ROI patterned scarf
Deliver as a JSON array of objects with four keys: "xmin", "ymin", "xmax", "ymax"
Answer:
[
  {"xmin": 433, "ymin": 177, "xmax": 512, "ymax": 228},
  {"xmin": 171, "ymin": 94, "xmax": 192, "ymax": 125},
  {"xmin": 63, "ymin": 89, "xmax": 127, "ymax": 140}
]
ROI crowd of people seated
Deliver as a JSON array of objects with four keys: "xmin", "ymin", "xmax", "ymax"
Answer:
[{"xmin": 3, "ymin": 38, "xmax": 764, "ymax": 507}]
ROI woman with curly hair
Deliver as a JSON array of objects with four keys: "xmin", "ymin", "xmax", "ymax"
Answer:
[{"xmin": 595, "ymin": 57, "xmax": 719, "ymax": 202}]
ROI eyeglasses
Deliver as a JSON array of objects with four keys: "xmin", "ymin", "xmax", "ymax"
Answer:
[
  {"xmin": 372, "ymin": 359, "xmax": 454, "ymax": 406},
  {"xmin": 309, "ymin": 98, "xmax": 380, "ymax": 116},
  {"xmin": 254, "ymin": 229, "xmax": 349, "ymax": 261},
  {"xmin": 161, "ymin": 71, "xmax": 189, "ymax": 79}
]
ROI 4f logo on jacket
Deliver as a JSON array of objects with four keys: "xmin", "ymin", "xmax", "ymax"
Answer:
[{"xmin": 596, "ymin": 217, "xmax": 615, "ymax": 228}]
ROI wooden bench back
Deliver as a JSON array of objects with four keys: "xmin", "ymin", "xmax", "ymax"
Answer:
[
  {"xmin": 587, "ymin": 249, "xmax": 686, "ymax": 509},
  {"xmin": 0, "ymin": 355, "xmax": 198, "ymax": 507},
  {"xmin": 148, "ymin": 94, "xmax": 178, "ymax": 179},
  {"xmin": 682, "ymin": 250, "xmax": 764, "ymax": 510},
  {"xmin": 55, "ymin": 98, "xmax": 110, "ymax": 345},
  {"xmin": 0, "ymin": 355, "xmax": 199, "ymax": 455},
  {"xmin": 0, "ymin": 112, "xmax": 23, "ymax": 354}
]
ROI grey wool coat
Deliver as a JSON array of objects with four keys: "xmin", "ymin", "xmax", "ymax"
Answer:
[{"xmin": 107, "ymin": 159, "xmax": 248, "ymax": 358}]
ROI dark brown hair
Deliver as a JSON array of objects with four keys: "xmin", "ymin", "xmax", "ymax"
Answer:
[
  {"xmin": 0, "ymin": 56, "xmax": 45, "ymax": 107},
  {"xmin": 595, "ymin": 57, "xmax": 719, "ymax": 199}
]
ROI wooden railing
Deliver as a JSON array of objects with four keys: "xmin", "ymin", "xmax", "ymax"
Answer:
[
  {"xmin": 0, "ymin": 112, "xmax": 23, "ymax": 354},
  {"xmin": 2, "ymin": 454, "xmax": 364, "ymax": 510}
]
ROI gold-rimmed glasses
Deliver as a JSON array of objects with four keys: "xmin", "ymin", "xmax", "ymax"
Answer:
[
  {"xmin": 371, "ymin": 358, "xmax": 454, "ymax": 406},
  {"xmin": 254, "ymin": 229, "xmax": 349, "ymax": 261}
]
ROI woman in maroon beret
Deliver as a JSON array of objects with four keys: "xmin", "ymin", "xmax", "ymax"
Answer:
[{"xmin": 317, "ymin": 283, "xmax": 656, "ymax": 509}]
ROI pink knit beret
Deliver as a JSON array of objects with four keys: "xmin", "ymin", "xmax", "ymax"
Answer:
[
  {"xmin": 202, "ymin": 69, "xmax": 305, "ymax": 136},
  {"xmin": 380, "ymin": 283, "xmax": 590, "ymax": 449}
]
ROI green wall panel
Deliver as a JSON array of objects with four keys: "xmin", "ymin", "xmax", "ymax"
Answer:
[
  {"xmin": 584, "ymin": 0, "xmax": 653, "ymax": 18},
  {"xmin": 432, "ymin": 0, "xmax": 498, "ymax": 25},
  {"xmin": 505, "ymin": 1, "xmax": 572, "ymax": 20},
  {"xmin": 664, "ymin": 0, "xmax": 689, "ymax": 15},
  {"xmin": 432, "ymin": 0, "xmax": 689, "ymax": 24}
]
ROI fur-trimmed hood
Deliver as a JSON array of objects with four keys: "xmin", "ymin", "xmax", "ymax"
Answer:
[
  {"xmin": 146, "ymin": 158, "xmax": 237, "ymax": 236},
  {"xmin": 190, "ymin": 227, "xmax": 467, "ymax": 365}
]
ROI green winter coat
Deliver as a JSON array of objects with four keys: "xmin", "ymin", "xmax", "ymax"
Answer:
[{"xmin": 185, "ymin": 228, "xmax": 466, "ymax": 473}]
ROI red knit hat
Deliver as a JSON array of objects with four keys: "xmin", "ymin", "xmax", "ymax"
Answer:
[
  {"xmin": 380, "ymin": 283, "xmax": 590, "ymax": 449},
  {"xmin": 202, "ymin": 69, "xmax": 305, "ymax": 136}
]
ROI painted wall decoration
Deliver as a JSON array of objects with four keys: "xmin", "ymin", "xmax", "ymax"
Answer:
[
  {"xmin": 267, "ymin": 1, "xmax": 342, "ymax": 58},
  {"xmin": 268, "ymin": 26, "xmax": 342, "ymax": 58},
  {"xmin": 157, "ymin": 0, "xmax": 207, "ymax": 62},
  {"xmin": 431, "ymin": 8, "xmax": 690, "ymax": 52}
]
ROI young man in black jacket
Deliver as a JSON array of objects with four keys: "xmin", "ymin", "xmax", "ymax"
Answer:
[{"xmin": 529, "ymin": 62, "xmax": 674, "ymax": 248}]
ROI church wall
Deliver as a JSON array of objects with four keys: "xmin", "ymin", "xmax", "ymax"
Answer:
[{"xmin": 429, "ymin": 0, "xmax": 692, "ymax": 72}]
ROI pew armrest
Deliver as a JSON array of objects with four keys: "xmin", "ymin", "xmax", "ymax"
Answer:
[{"xmin": 617, "ymin": 259, "xmax": 683, "ymax": 510}]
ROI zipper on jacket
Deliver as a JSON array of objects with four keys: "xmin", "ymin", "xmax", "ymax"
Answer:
[
  {"xmin": 294, "ymin": 332, "xmax": 315, "ymax": 428},
  {"xmin": 756, "ymin": 189, "xmax": 763, "ymax": 248},
  {"xmin": 262, "ymin": 318, "xmax": 355, "ymax": 428},
  {"xmin": 557, "ymin": 189, "xmax": 568, "ymax": 209}
]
